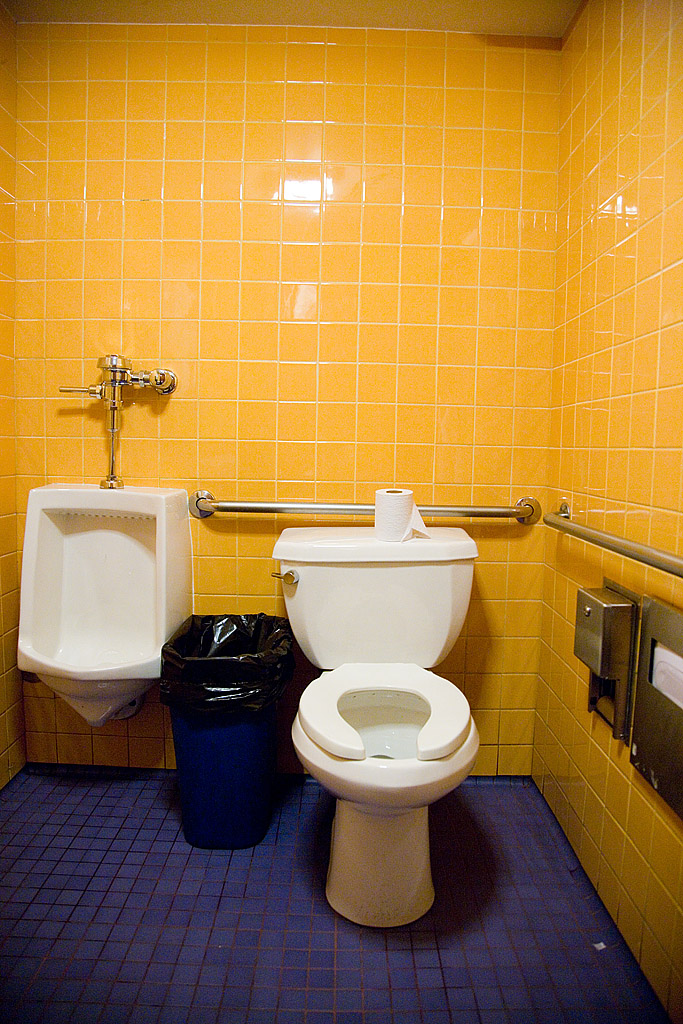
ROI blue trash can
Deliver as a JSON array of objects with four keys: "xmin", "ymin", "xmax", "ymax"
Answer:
[
  {"xmin": 169, "ymin": 702, "xmax": 277, "ymax": 849},
  {"xmin": 161, "ymin": 614, "xmax": 294, "ymax": 850}
]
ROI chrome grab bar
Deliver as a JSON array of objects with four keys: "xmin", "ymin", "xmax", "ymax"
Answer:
[
  {"xmin": 544, "ymin": 502, "xmax": 683, "ymax": 581},
  {"xmin": 190, "ymin": 491, "xmax": 542, "ymax": 524}
]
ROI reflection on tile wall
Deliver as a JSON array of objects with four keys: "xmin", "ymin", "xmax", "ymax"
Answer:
[
  {"xmin": 15, "ymin": 25, "xmax": 559, "ymax": 777},
  {"xmin": 0, "ymin": 3, "xmax": 20, "ymax": 790},
  {"xmin": 535, "ymin": 0, "xmax": 683, "ymax": 1018}
]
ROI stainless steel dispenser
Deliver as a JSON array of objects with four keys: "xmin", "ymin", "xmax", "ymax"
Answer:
[
  {"xmin": 574, "ymin": 584, "xmax": 638, "ymax": 742},
  {"xmin": 630, "ymin": 597, "xmax": 683, "ymax": 820}
]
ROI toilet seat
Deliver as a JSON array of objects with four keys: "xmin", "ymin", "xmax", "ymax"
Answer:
[{"xmin": 298, "ymin": 663, "xmax": 472, "ymax": 762}]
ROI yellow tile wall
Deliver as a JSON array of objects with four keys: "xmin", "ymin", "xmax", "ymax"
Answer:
[
  {"xmin": 535, "ymin": 1, "xmax": 683, "ymax": 1018},
  {"xmin": 5, "ymin": 6, "xmax": 683, "ymax": 1016},
  {"xmin": 0, "ymin": 2, "xmax": 22, "ymax": 790},
  {"xmin": 14, "ymin": 24, "xmax": 559, "ymax": 778}
]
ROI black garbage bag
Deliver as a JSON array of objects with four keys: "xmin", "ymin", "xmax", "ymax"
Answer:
[{"xmin": 160, "ymin": 613, "xmax": 294, "ymax": 713}]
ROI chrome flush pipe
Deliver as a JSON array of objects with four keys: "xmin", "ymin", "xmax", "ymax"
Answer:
[
  {"xmin": 59, "ymin": 353, "xmax": 178, "ymax": 488},
  {"xmin": 99, "ymin": 354, "xmax": 128, "ymax": 489}
]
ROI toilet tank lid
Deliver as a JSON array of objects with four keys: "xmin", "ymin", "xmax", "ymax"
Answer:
[{"xmin": 272, "ymin": 526, "xmax": 478, "ymax": 563}]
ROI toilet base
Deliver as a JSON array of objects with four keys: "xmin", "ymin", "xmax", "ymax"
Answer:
[{"xmin": 325, "ymin": 798, "xmax": 434, "ymax": 928}]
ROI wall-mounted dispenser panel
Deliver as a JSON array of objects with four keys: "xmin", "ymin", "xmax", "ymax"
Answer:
[
  {"xmin": 574, "ymin": 584, "xmax": 638, "ymax": 742},
  {"xmin": 630, "ymin": 597, "xmax": 683, "ymax": 821}
]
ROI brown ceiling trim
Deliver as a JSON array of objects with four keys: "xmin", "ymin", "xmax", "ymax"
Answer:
[{"xmin": 562, "ymin": 0, "xmax": 589, "ymax": 44}]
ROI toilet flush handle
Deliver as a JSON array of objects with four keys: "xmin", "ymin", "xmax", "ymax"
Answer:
[{"xmin": 272, "ymin": 570, "xmax": 299, "ymax": 585}]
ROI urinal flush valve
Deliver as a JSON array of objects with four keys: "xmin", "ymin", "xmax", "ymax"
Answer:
[{"xmin": 60, "ymin": 354, "xmax": 178, "ymax": 489}]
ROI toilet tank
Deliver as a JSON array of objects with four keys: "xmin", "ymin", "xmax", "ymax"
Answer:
[{"xmin": 272, "ymin": 527, "xmax": 478, "ymax": 669}]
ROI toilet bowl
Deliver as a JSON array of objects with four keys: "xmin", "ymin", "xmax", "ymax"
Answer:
[
  {"xmin": 272, "ymin": 525, "xmax": 479, "ymax": 927},
  {"xmin": 18, "ymin": 485, "xmax": 193, "ymax": 727},
  {"xmin": 292, "ymin": 663, "xmax": 479, "ymax": 927}
]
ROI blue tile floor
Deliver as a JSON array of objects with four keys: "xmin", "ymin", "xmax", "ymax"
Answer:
[{"xmin": 0, "ymin": 767, "xmax": 671, "ymax": 1024}]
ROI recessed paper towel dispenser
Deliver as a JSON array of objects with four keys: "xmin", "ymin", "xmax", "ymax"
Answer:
[
  {"xmin": 630, "ymin": 597, "xmax": 683, "ymax": 821},
  {"xmin": 574, "ymin": 583, "xmax": 637, "ymax": 742}
]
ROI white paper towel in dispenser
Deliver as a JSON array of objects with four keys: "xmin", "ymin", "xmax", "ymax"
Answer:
[
  {"xmin": 374, "ymin": 488, "xmax": 430, "ymax": 542},
  {"xmin": 652, "ymin": 642, "xmax": 683, "ymax": 712}
]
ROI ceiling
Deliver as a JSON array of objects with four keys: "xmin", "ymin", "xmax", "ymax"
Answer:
[{"xmin": 5, "ymin": 1, "xmax": 583, "ymax": 39}]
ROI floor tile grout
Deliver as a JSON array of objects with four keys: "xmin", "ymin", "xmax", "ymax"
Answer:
[{"xmin": 0, "ymin": 767, "xmax": 671, "ymax": 1023}]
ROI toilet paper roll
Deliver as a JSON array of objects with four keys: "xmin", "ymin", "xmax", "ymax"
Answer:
[{"xmin": 374, "ymin": 488, "xmax": 430, "ymax": 542}]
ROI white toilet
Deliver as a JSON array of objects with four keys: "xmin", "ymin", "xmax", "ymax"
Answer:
[
  {"xmin": 272, "ymin": 525, "xmax": 480, "ymax": 927},
  {"xmin": 18, "ymin": 485, "xmax": 193, "ymax": 728}
]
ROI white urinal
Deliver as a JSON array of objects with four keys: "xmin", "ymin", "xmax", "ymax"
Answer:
[{"xmin": 18, "ymin": 485, "xmax": 193, "ymax": 728}]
